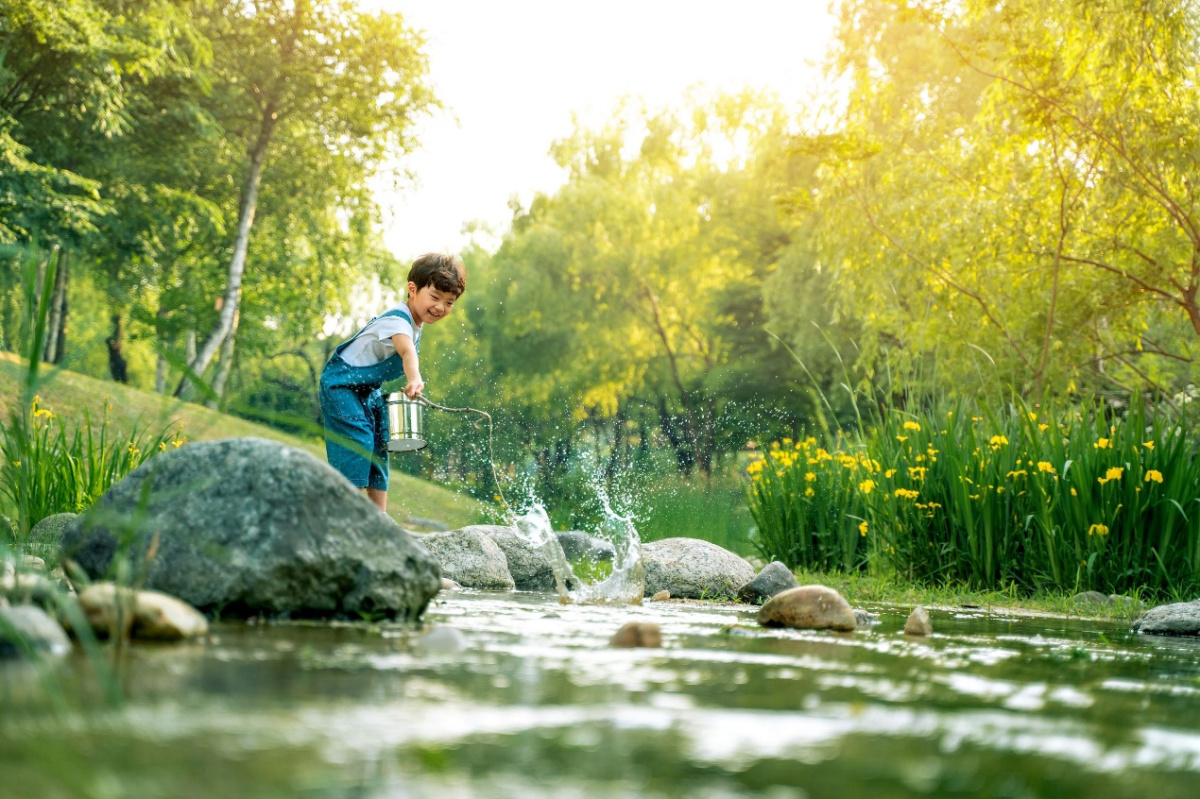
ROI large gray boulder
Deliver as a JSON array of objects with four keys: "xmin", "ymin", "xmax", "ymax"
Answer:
[
  {"xmin": 642, "ymin": 538, "xmax": 756, "ymax": 600},
  {"xmin": 1132, "ymin": 599, "xmax": 1200, "ymax": 636},
  {"xmin": 59, "ymin": 438, "xmax": 440, "ymax": 620},
  {"xmin": 419, "ymin": 528, "xmax": 515, "ymax": 590},
  {"xmin": 470, "ymin": 525, "xmax": 580, "ymax": 592}
]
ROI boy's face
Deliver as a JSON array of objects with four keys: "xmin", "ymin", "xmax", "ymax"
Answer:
[{"xmin": 407, "ymin": 282, "xmax": 457, "ymax": 326}]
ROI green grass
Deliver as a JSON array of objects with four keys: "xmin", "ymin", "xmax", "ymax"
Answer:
[
  {"xmin": 0, "ymin": 353, "xmax": 488, "ymax": 530},
  {"xmin": 789, "ymin": 567, "xmax": 1150, "ymax": 622},
  {"xmin": 632, "ymin": 474, "xmax": 754, "ymax": 555}
]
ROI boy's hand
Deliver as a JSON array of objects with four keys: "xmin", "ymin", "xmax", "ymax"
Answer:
[{"xmin": 403, "ymin": 377, "xmax": 424, "ymax": 399}]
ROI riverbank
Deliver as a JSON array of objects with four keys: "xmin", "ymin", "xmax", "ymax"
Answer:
[{"xmin": 788, "ymin": 567, "xmax": 1152, "ymax": 622}]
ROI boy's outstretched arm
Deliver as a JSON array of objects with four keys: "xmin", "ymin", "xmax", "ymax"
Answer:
[{"xmin": 391, "ymin": 333, "xmax": 424, "ymax": 398}]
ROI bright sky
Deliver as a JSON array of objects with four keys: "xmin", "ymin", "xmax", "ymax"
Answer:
[{"xmin": 362, "ymin": 1, "xmax": 839, "ymax": 260}]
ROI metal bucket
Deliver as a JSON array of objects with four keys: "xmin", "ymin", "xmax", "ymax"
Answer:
[{"xmin": 385, "ymin": 392, "xmax": 427, "ymax": 452}]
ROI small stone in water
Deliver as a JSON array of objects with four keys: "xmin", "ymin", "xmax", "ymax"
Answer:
[
  {"xmin": 651, "ymin": 590, "xmax": 670, "ymax": 602},
  {"xmin": 853, "ymin": 609, "xmax": 880, "ymax": 627},
  {"xmin": 757, "ymin": 585, "xmax": 856, "ymax": 632},
  {"xmin": 418, "ymin": 625, "xmax": 468, "ymax": 654},
  {"xmin": 904, "ymin": 606, "xmax": 933, "ymax": 636},
  {"xmin": 440, "ymin": 578, "xmax": 462, "ymax": 592},
  {"xmin": 609, "ymin": 621, "xmax": 662, "ymax": 648}
]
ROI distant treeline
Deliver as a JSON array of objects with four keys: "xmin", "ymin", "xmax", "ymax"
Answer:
[{"xmin": 5, "ymin": 1, "xmax": 1200, "ymax": 504}]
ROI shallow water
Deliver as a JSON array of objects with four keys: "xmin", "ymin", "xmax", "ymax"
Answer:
[{"xmin": 3, "ymin": 592, "xmax": 1200, "ymax": 798}]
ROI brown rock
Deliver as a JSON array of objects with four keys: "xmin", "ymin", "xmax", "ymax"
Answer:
[
  {"xmin": 132, "ymin": 589, "xmax": 208, "ymax": 641},
  {"xmin": 650, "ymin": 590, "xmax": 670, "ymax": 602},
  {"xmin": 73, "ymin": 583, "xmax": 207, "ymax": 640},
  {"xmin": 904, "ymin": 606, "xmax": 933, "ymax": 636},
  {"xmin": 440, "ymin": 577, "xmax": 462, "ymax": 591},
  {"xmin": 757, "ymin": 585, "xmax": 856, "ymax": 631},
  {"xmin": 609, "ymin": 621, "xmax": 662, "ymax": 648},
  {"xmin": 75, "ymin": 583, "xmax": 135, "ymax": 639}
]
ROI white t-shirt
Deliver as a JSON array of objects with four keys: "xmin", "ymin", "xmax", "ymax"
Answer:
[{"xmin": 339, "ymin": 314, "xmax": 418, "ymax": 367}]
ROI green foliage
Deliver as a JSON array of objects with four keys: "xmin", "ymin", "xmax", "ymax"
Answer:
[{"xmin": 747, "ymin": 398, "xmax": 1200, "ymax": 598}]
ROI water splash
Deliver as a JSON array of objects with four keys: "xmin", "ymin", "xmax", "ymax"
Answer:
[
  {"xmin": 512, "ymin": 503, "xmax": 575, "ymax": 603},
  {"xmin": 571, "ymin": 494, "xmax": 644, "ymax": 605}
]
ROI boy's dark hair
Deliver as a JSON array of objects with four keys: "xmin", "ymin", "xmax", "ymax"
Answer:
[{"xmin": 408, "ymin": 252, "xmax": 466, "ymax": 296}]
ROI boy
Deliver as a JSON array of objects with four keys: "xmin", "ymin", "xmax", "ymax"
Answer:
[{"xmin": 319, "ymin": 252, "xmax": 466, "ymax": 512}]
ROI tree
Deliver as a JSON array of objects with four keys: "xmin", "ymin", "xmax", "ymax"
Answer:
[{"xmin": 177, "ymin": 0, "xmax": 436, "ymax": 397}]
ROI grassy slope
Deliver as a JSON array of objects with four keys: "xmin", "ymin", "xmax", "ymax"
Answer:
[{"xmin": 0, "ymin": 353, "xmax": 487, "ymax": 529}]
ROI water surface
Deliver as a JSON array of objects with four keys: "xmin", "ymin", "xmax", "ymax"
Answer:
[{"xmin": 3, "ymin": 592, "xmax": 1199, "ymax": 798}]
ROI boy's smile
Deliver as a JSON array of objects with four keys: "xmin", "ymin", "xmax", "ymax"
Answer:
[{"xmin": 406, "ymin": 283, "xmax": 457, "ymax": 326}]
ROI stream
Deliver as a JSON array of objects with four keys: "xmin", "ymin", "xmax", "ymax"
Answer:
[{"xmin": 3, "ymin": 591, "xmax": 1200, "ymax": 797}]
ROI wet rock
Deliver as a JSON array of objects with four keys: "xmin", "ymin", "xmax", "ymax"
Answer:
[
  {"xmin": 440, "ymin": 577, "xmax": 462, "ymax": 591},
  {"xmin": 0, "ymin": 572, "xmax": 59, "ymax": 610},
  {"xmin": 854, "ymin": 609, "xmax": 880, "ymax": 626},
  {"xmin": 420, "ymin": 528, "xmax": 514, "ymax": 590},
  {"xmin": 60, "ymin": 438, "xmax": 441, "ymax": 620},
  {"xmin": 609, "ymin": 621, "xmax": 662, "ymax": 648},
  {"xmin": 757, "ymin": 585, "xmax": 856, "ymax": 632},
  {"xmin": 472, "ymin": 525, "xmax": 581, "ymax": 592},
  {"xmin": 73, "ymin": 583, "xmax": 134, "ymax": 639},
  {"xmin": 132, "ymin": 589, "xmax": 208, "ymax": 641},
  {"xmin": 71, "ymin": 583, "xmax": 207, "ymax": 640},
  {"xmin": 642, "ymin": 538, "xmax": 755, "ymax": 600},
  {"xmin": 418, "ymin": 625, "xmax": 468, "ymax": 654},
  {"xmin": 904, "ymin": 606, "xmax": 933, "ymax": 636},
  {"xmin": 1073, "ymin": 591, "xmax": 1112, "ymax": 606},
  {"xmin": 28, "ymin": 513, "xmax": 77, "ymax": 559},
  {"xmin": 556, "ymin": 530, "xmax": 615, "ymax": 562},
  {"xmin": 737, "ymin": 561, "xmax": 797, "ymax": 604},
  {"xmin": 650, "ymin": 590, "xmax": 670, "ymax": 602},
  {"xmin": 1132, "ymin": 599, "xmax": 1200, "ymax": 636},
  {"xmin": 0, "ymin": 605, "xmax": 71, "ymax": 657},
  {"xmin": 21, "ymin": 555, "xmax": 46, "ymax": 572}
]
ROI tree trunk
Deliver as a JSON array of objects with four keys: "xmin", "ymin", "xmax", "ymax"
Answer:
[
  {"xmin": 106, "ymin": 312, "xmax": 128, "ymax": 383},
  {"xmin": 154, "ymin": 306, "xmax": 168, "ymax": 394},
  {"xmin": 176, "ymin": 105, "xmax": 277, "ymax": 398},
  {"xmin": 207, "ymin": 309, "xmax": 240, "ymax": 409},
  {"xmin": 43, "ymin": 249, "xmax": 68, "ymax": 363}
]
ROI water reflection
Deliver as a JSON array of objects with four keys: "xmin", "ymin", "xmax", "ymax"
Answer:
[{"xmin": 3, "ymin": 591, "xmax": 1200, "ymax": 797}]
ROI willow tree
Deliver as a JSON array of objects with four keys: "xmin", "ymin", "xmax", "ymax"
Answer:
[
  {"xmin": 177, "ymin": 0, "xmax": 436, "ymax": 398},
  {"xmin": 800, "ymin": 0, "xmax": 1200, "ymax": 399}
]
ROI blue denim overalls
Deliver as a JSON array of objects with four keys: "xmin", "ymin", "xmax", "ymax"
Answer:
[{"xmin": 319, "ymin": 307, "xmax": 420, "ymax": 490}]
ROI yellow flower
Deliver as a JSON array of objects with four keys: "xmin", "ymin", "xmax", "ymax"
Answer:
[
  {"xmin": 884, "ymin": 469, "xmax": 897, "ymax": 478},
  {"xmin": 1006, "ymin": 469, "xmax": 1028, "ymax": 479},
  {"xmin": 1038, "ymin": 423, "xmax": 1049, "ymax": 432},
  {"xmin": 805, "ymin": 487, "xmax": 815, "ymax": 497},
  {"xmin": 494, "ymin": 494, "xmax": 503, "ymax": 502},
  {"xmin": 859, "ymin": 520, "xmax": 868, "ymax": 536},
  {"xmin": 989, "ymin": 435, "xmax": 1009, "ymax": 447},
  {"xmin": 1088, "ymin": 523, "xmax": 1109, "ymax": 537},
  {"xmin": 1028, "ymin": 411, "xmax": 1038, "ymax": 421},
  {"xmin": 1105, "ymin": 466, "xmax": 1124, "ymax": 481},
  {"xmin": 896, "ymin": 435, "xmax": 908, "ymax": 443},
  {"xmin": 782, "ymin": 438, "xmax": 793, "ymax": 446},
  {"xmin": 1095, "ymin": 438, "xmax": 1111, "ymax": 449},
  {"xmin": 1142, "ymin": 441, "xmax": 1155, "ymax": 451},
  {"xmin": 908, "ymin": 466, "xmax": 927, "ymax": 481},
  {"xmin": 894, "ymin": 488, "xmax": 919, "ymax": 499},
  {"xmin": 805, "ymin": 472, "xmax": 816, "ymax": 482},
  {"xmin": 903, "ymin": 421, "xmax": 921, "ymax": 431},
  {"xmin": 859, "ymin": 479, "xmax": 876, "ymax": 494},
  {"xmin": 1071, "ymin": 487, "xmax": 1078, "ymax": 496},
  {"xmin": 1145, "ymin": 469, "xmax": 1163, "ymax": 484},
  {"xmin": 1036, "ymin": 461, "xmax": 1055, "ymax": 473}
]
